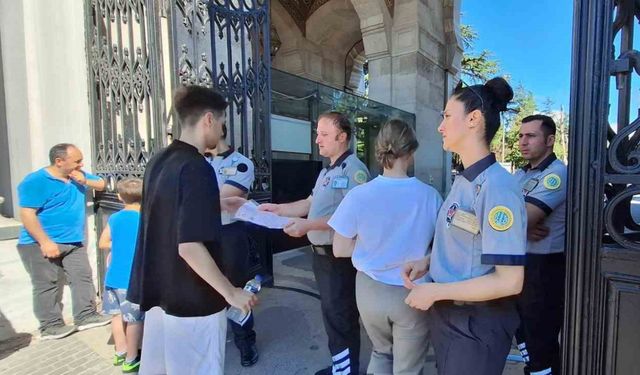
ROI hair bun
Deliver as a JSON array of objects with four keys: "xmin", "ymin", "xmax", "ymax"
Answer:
[{"xmin": 484, "ymin": 77, "xmax": 513, "ymax": 112}]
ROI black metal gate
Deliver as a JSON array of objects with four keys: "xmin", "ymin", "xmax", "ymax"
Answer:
[
  {"xmin": 85, "ymin": 0, "xmax": 272, "ymax": 291},
  {"xmin": 566, "ymin": 1, "xmax": 640, "ymax": 373}
]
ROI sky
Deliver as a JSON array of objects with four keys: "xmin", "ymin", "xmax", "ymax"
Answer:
[{"xmin": 461, "ymin": 0, "xmax": 574, "ymax": 112}]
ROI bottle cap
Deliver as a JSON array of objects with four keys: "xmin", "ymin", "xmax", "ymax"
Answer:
[{"xmin": 255, "ymin": 275, "xmax": 263, "ymax": 283}]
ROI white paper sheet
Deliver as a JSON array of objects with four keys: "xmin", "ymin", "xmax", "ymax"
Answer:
[{"xmin": 233, "ymin": 201, "xmax": 291, "ymax": 229}]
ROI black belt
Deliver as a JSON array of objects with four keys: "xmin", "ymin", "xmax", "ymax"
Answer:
[
  {"xmin": 438, "ymin": 296, "xmax": 516, "ymax": 307},
  {"xmin": 311, "ymin": 245, "xmax": 333, "ymax": 257}
]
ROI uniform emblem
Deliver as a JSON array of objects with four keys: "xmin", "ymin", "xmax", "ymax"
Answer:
[
  {"xmin": 488, "ymin": 206, "xmax": 514, "ymax": 231},
  {"xmin": 354, "ymin": 170, "xmax": 368, "ymax": 184},
  {"xmin": 543, "ymin": 173, "xmax": 561, "ymax": 190},
  {"xmin": 445, "ymin": 202, "xmax": 459, "ymax": 227},
  {"xmin": 322, "ymin": 176, "xmax": 331, "ymax": 187}
]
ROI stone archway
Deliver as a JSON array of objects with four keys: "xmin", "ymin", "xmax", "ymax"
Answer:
[{"xmin": 350, "ymin": 0, "xmax": 463, "ymax": 192}]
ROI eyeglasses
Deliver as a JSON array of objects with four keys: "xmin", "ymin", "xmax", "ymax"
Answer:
[{"xmin": 455, "ymin": 80, "xmax": 485, "ymax": 113}]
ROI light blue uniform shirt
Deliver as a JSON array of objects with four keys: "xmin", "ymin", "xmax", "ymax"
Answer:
[
  {"xmin": 430, "ymin": 154, "xmax": 527, "ymax": 283},
  {"xmin": 308, "ymin": 151, "xmax": 370, "ymax": 245},
  {"xmin": 514, "ymin": 153, "xmax": 567, "ymax": 254},
  {"xmin": 206, "ymin": 148, "xmax": 255, "ymax": 225},
  {"xmin": 18, "ymin": 168, "xmax": 102, "ymax": 244}
]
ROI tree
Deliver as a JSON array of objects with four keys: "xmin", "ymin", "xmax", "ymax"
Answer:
[
  {"xmin": 491, "ymin": 84, "xmax": 537, "ymax": 168},
  {"xmin": 460, "ymin": 25, "xmax": 500, "ymax": 83},
  {"xmin": 541, "ymin": 97, "xmax": 569, "ymax": 163}
]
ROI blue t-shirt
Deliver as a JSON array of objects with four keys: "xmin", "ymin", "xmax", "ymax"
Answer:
[
  {"xmin": 104, "ymin": 209, "xmax": 141, "ymax": 289},
  {"xmin": 17, "ymin": 168, "xmax": 102, "ymax": 245}
]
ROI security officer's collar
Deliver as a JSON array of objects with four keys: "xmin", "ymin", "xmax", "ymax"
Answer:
[
  {"xmin": 327, "ymin": 150, "xmax": 352, "ymax": 170},
  {"xmin": 217, "ymin": 147, "xmax": 235, "ymax": 160},
  {"xmin": 461, "ymin": 153, "xmax": 497, "ymax": 181},
  {"xmin": 522, "ymin": 152, "xmax": 557, "ymax": 172}
]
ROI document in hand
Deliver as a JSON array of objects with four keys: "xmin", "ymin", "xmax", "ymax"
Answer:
[{"xmin": 233, "ymin": 201, "xmax": 291, "ymax": 229}]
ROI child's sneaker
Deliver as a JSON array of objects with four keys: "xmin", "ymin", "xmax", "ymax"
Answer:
[
  {"xmin": 122, "ymin": 357, "xmax": 140, "ymax": 373},
  {"xmin": 113, "ymin": 352, "xmax": 126, "ymax": 366}
]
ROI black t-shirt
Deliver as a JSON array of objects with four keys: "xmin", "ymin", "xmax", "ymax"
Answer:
[{"xmin": 127, "ymin": 140, "xmax": 226, "ymax": 317}]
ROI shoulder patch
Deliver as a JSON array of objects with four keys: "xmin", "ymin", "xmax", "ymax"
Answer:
[
  {"xmin": 543, "ymin": 173, "xmax": 561, "ymax": 190},
  {"xmin": 353, "ymin": 170, "xmax": 368, "ymax": 184},
  {"xmin": 488, "ymin": 206, "xmax": 514, "ymax": 231}
]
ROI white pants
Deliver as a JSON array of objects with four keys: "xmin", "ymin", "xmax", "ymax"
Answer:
[{"xmin": 139, "ymin": 307, "xmax": 227, "ymax": 375}]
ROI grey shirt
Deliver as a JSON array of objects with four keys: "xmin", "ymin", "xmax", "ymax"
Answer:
[
  {"xmin": 514, "ymin": 153, "xmax": 567, "ymax": 254},
  {"xmin": 430, "ymin": 154, "xmax": 527, "ymax": 283},
  {"xmin": 308, "ymin": 151, "xmax": 370, "ymax": 245}
]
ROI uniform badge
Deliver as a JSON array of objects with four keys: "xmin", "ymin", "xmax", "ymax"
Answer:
[
  {"xmin": 543, "ymin": 173, "xmax": 561, "ymax": 190},
  {"xmin": 523, "ymin": 178, "xmax": 539, "ymax": 194},
  {"xmin": 488, "ymin": 206, "xmax": 514, "ymax": 231},
  {"xmin": 445, "ymin": 202, "xmax": 459, "ymax": 227},
  {"xmin": 322, "ymin": 176, "xmax": 331, "ymax": 187},
  {"xmin": 354, "ymin": 170, "xmax": 368, "ymax": 185}
]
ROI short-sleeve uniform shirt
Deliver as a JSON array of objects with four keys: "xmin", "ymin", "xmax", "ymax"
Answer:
[
  {"xmin": 206, "ymin": 148, "xmax": 255, "ymax": 225},
  {"xmin": 127, "ymin": 140, "xmax": 225, "ymax": 317},
  {"xmin": 514, "ymin": 153, "xmax": 567, "ymax": 254},
  {"xmin": 17, "ymin": 168, "xmax": 102, "ymax": 245},
  {"xmin": 308, "ymin": 151, "xmax": 370, "ymax": 245},
  {"xmin": 430, "ymin": 154, "xmax": 527, "ymax": 283}
]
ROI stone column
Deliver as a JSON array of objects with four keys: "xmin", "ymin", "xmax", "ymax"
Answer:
[{"xmin": 352, "ymin": 0, "xmax": 462, "ymax": 194}]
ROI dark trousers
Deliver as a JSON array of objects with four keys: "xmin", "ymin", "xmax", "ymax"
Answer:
[
  {"xmin": 220, "ymin": 222, "xmax": 256, "ymax": 348},
  {"xmin": 516, "ymin": 253, "xmax": 566, "ymax": 375},
  {"xmin": 17, "ymin": 243, "xmax": 97, "ymax": 331},
  {"xmin": 428, "ymin": 299, "xmax": 520, "ymax": 375},
  {"xmin": 312, "ymin": 252, "xmax": 360, "ymax": 374}
]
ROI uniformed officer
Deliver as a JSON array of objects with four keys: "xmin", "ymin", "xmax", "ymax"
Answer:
[
  {"xmin": 205, "ymin": 123, "xmax": 259, "ymax": 367},
  {"xmin": 259, "ymin": 111, "xmax": 370, "ymax": 375},
  {"xmin": 514, "ymin": 114, "xmax": 567, "ymax": 375},
  {"xmin": 403, "ymin": 77, "xmax": 526, "ymax": 375}
]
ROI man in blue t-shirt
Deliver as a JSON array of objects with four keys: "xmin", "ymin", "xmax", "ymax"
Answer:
[{"xmin": 16, "ymin": 143, "xmax": 111, "ymax": 340}]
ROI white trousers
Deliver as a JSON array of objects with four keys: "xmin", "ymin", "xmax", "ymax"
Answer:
[{"xmin": 139, "ymin": 307, "xmax": 227, "ymax": 375}]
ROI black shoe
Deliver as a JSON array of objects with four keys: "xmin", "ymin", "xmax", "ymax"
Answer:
[
  {"xmin": 315, "ymin": 366, "xmax": 332, "ymax": 375},
  {"xmin": 239, "ymin": 343, "xmax": 259, "ymax": 367}
]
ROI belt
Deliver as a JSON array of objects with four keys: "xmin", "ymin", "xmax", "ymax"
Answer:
[
  {"xmin": 439, "ymin": 296, "xmax": 516, "ymax": 307},
  {"xmin": 311, "ymin": 245, "xmax": 333, "ymax": 257}
]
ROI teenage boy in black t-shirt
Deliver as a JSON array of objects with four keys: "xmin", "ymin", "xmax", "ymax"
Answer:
[{"xmin": 127, "ymin": 85, "xmax": 257, "ymax": 374}]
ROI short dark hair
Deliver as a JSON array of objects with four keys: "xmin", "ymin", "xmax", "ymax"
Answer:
[
  {"xmin": 116, "ymin": 177, "xmax": 143, "ymax": 204},
  {"xmin": 318, "ymin": 111, "xmax": 352, "ymax": 141},
  {"xmin": 49, "ymin": 143, "xmax": 75, "ymax": 164},
  {"xmin": 521, "ymin": 114, "xmax": 557, "ymax": 137},
  {"xmin": 173, "ymin": 86, "xmax": 228, "ymax": 128},
  {"xmin": 452, "ymin": 77, "xmax": 514, "ymax": 146}
]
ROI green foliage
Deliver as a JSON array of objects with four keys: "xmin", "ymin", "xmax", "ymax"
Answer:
[
  {"xmin": 491, "ymin": 85, "xmax": 537, "ymax": 168},
  {"xmin": 460, "ymin": 24, "xmax": 500, "ymax": 83}
]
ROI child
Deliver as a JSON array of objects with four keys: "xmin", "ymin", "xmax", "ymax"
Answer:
[{"xmin": 98, "ymin": 178, "xmax": 144, "ymax": 373}]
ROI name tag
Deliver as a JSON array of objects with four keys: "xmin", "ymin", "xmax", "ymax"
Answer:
[
  {"xmin": 221, "ymin": 167, "xmax": 237, "ymax": 176},
  {"xmin": 523, "ymin": 178, "xmax": 539, "ymax": 194},
  {"xmin": 331, "ymin": 176, "xmax": 349, "ymax": 189},
  {"xmin": 451, "ymin": 209, "xmax": 480, "ymax": 235}
]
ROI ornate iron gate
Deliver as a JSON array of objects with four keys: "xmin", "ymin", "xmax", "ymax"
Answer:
[
  {"xmin": 85, "ymin": 0, "xmax": 272, "ymax": 291},
  {"xmin": 566, "ymin": 0, "xmax": 640, "ymax": 373}
]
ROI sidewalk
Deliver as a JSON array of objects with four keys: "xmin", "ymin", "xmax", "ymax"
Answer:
[{"xmin": 0, "ymin": 244, "xmax": 525, "ymax": 374}]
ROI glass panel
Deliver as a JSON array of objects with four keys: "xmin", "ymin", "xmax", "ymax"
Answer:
[{"xmin": 270, "ymin": 68, "xmax": 416, "ymax": 176}]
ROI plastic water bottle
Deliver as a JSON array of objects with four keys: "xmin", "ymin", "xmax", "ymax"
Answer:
[{"xmin": 226, "ymin": 275, "xmax": 263, "ymax": 326}]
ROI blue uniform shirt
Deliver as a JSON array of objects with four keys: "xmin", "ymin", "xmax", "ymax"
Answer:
[
  {"xmin": 514, "ymin": 153, "xmax": 567, "ymax": 254},
  {"xmin": 308, "ymin": 151, "xmax": 370, "ymax": 245},
  {"xmin": 17, "ymin": 168, "xmax": 102, "ymax": 245},
  {"xmin": 206, "ymin": 148, "xmax": 255, "ymax": 225},
  {"xmin": 430, "ymin": 154, "xmax": 527, "ymax": 283},
  {"xmin": 104, "ymin": 209, "xmax": 141, "ymax": 289}
]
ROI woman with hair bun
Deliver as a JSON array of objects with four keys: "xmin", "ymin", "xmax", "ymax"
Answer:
[
  {"xmin": 328, "ymin": 119, "xmax": 442, "ymax": 375},
  {"xmin": 402, "ymin": 77, "xmax": 527, "ymax": 374}
]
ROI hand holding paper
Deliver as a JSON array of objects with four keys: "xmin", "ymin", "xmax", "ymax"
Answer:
[{"xmin": 233, "ymin": 201, "xmax": 290, "ymax": 229}]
